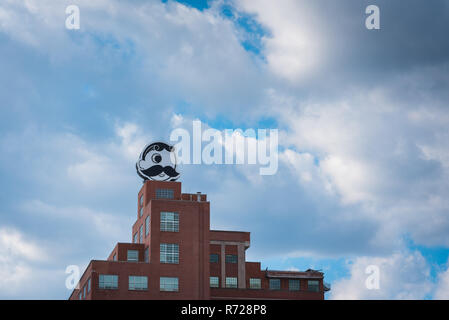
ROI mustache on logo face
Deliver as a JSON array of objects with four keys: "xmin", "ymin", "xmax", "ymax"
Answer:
[{"xmin": 141, "ymin": 165, "xmax": 180, "ymax": 178}]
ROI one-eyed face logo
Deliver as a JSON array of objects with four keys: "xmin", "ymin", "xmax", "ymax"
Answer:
[{"xmin": 136, "ymin": 142, "xmax": 180, "ymax": 181}]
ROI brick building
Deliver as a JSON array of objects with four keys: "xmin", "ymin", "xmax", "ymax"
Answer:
[{"xmin": 69, "ymin": 180, "xmax": 330, "ymax": 300}]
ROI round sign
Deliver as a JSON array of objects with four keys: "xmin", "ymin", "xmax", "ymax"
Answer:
[{"xmin": 136, "ymin": 142, "xmax": 180, "ymax": 181}]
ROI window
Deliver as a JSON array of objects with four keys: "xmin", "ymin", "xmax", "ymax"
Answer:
[
  {"xmin": 129, "ymin": 276, "xmax": 148, "ymax": 291},
  {"xmin": 160, "ymin": 277, "xmax": 178, "ymax": 292},
  {"xmin": 160, "ymin": 212, "xmax": 179, "ymax": 232},
  {"xmin": 133, "ymin": 232, "xmax": 138, "ymax": 244},
  {"xmin": 269, "ymin": 279, "xmax": 281, "ymax": 290},
  {"xmin": 225, "ymin": 277, "xmax": 238, "ymax": 288},
  {"xmin": 139, "ymin": 195, "xmax": 143, "ymax": 206},
  {"xmin": 210, "ymin": 277, "xmax": 219, "ymax": 288},
  {"xmin": 160, "ymin": 243, "xmax": 179, "ymax": 264},
  {"xmin": 113, "ymin": 254, "xmax": 117, "ymax": 261},
  {"xmin": 249, "ymin": 278, "xmax": 261, "ymax": 289},
  {"xmin": 139, "ymin": 206, "xmax": 143, "ymax": 218},
  {"xmin": 225, "ymin": 254, "xmax": 237, "ymax": 263},
  {"xmin": 87, "ymin": 278, "xmax": 91, "ymax": 293},
  {"xmin": 144, "ymin": 247, "xmax": 149, "ymax": 263},
  {"xmin": 156, "ymin": 188, "xmax": 174, "ymax": 199},
  {"xmin": 145, "ymin": 216, "xmax": 150, "ymax": 236},
  {"xmin": 139, "ymin": 224, "xmax": 143, "ymax": 243},
  {"xmin": 210, "ymin": 254, "xmax": 219, "ymax": 263},
  {"xmin": 83, "ymin": 285, "xmax": 86, "ymax": 298},
  {"xmin": 79, "ymin": 292, "xmax": 82, "ymax": 300},
  {"xmin": 308, "ymin": 280, "xmax": 320, "ymax": 292},
  {"xmin": 127, "ymin": 250, "xmax": 139, "ymax": 262},
  {"xmin": 99, "ymin": 275, "xmax": 118, "ymax": 289},
  {"xmin": 289, "ymin": 279, "xmax": 300, "ymax": 291}
]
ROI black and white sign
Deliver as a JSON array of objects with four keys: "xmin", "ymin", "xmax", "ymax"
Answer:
[{"xmin": 136, "ymin": 142, "xmax": 180, "ymax": 182}]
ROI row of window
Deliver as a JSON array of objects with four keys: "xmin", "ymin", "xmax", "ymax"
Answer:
[
  {"xmin": 210, "ymin": 254, "xmax": 238, "ymax": 263},
  {"xmin": 208, "ymin": 277, "xmax": 319, "ymax": 291},
  {"xmin": 138, "ymin": 189, "xmax": 175, "ymax": 217},
  {"xmin": 133, "ymin": 211, "xmax": 179, "ymax": 244},
  {"xmin": 126, "ymin": 244, "xmax": 179, "ymax": 264},
  {"xmin": 78, "ymin": 278, "xmax": 91, "ymax": 300},
  {"xmin": 97, "ymin": 275, "xmax": 178, "ymax": 292}
]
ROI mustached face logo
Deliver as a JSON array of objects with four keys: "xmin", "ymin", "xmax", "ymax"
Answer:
[{"xmin": 136, "ymin": 142, "xmax": 180, "ymax": 181}]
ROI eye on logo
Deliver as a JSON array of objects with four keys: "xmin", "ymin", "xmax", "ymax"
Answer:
[{"xmin": 136, "ymin": 142, "xmax": 180, "ymax": 182}]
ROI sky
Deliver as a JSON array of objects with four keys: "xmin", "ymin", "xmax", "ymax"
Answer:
[{"xmin": 0, "ymin": 0, "xmax": 449, "ymax": 299}]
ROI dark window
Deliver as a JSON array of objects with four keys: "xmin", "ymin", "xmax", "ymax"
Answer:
[
  {"xmin": 160, "ymin": 212, "xmax": 179, "ymax": 232},
  {"xmin": 225, "ymin": 254, "xmax": 237, "ymax": 263},
  {"xmin": 308, "ymin": 280, "xmax": 320, "ymax": 292},
  {"xmin": 210, "ymin": 254, "xmax": 219, "ymax": 263},
  {"xmin": 225, "ymin": 277, "xmax": 238, "ymax": 288},
  {"xmin": 99, "ymin": 275, "xmax": 118, "ymax": 289},
  {"xmin": 129, "ymin": 276, "xmax": 148, "ymax": 291},
  {"xmin": 289, "ymin": 279, "xmax": 300, "ymax": 291},
  {"xmin": 160, "ymin": 277, "xmax": 178, "ymax": 291},
  {"xmin": 145, "ymin": 216, "xmax": 150, "ymax": 236},
  {"xmin": 156, "ymin": 189, "xmax": 174, "ymax": 199},
  {"xmin": 160, "ymin": 243, "xmax": 179, "ymax": 264},
  {"xmin": 210, "ymin": 277, "xmax": 219, "ymax": 288},
  {"xmin": 144, "ymin": 247, "xmax": 149, "ymax": 263},
  {"xmin": 249, "ymin": 278, "xmax": 261, "ymax": 289},
  {"xmin": 127, "ymin": 250, "xmax": 139, "ymax": 262},
  {"xmin": 269, "ymin": 279, "xmax": 281, "ymax": 290},
  {"xmin": 139, "ymin": 224, "xmax": 143, "ymax": 243}
]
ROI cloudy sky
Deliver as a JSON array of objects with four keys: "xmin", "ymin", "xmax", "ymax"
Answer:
[{"xmin": 1, "ymin": 0, "xmax": 449, "ymax": 299}]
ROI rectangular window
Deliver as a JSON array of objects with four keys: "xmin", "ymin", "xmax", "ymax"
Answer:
[
  {"xmin": 160, "ymin": 277, "xmax": 178, "ymax": 292},
  {"xmin": 249, "ymin": 278, "xmax": 261, "ymax": 289},
  {"xmin": 156, "ymin": 188, "xmax": 174, "ymax": 199},
  {"xmin": 113, "ymin": 253, "xmax": 117, "ymax": 261},
  {"xmin": 160, "ymin": 212, "xmax": 179, "ymax": 232},
  {"xmin": 308, "ymin": 280, "xmax": 320, "ymax": 292},
  {"xmin": 139, "ymin": 194, "xmax": 143, "ymax": 206},
  {"xmin": 139, "ymin": 224, "xmax": 143, "ymax": 243},
  {"xmin": 145, "ymin": 216, "xmax": 150, "ymax": 236},
  {"xmin": 133, "ymin": 232, "xmax": 138, "ymax": 244},
  {"xmin": 225, "ymin": 277, "xmax": 238, "ymax": 288},
  {"xmin": 79, "ymin": 292, "xmax": 82, "ymax": 300},
  {"xmin": 144, "ymin": 247, "xmax": 149, "ymax": 263},
  {"xmin": 127, "ymin": 249, "xmax": 139, "ymax": 262},
  {"xmin": 99, "ymin": 274, "xmax": 118, "ymax": 289},
  {"xmin": 83, "ymin": 285, "xmax": 86, "ymax": 298},
  {"xmin": 210, "ymin": 277, "xmax": 219, "ymax": 288},
  {"xmin": 269, "ymin": 279, "xmax": 281, "ymax": 290},
  {"xmin": 87, "ymin": 278, "xmax": 91, "ymax": 293},
  {"xmin": 210, "ymin": 254, "xmax": 219, "ymax": 263},
  {"xmin": 139, "ymin": 206, "xmax": 143, "ymax": 218},
  {"xmin": 289, "ymin": 279, "xmax": 300, "ymax": 291},
  {"xmin": 129, "ymin": 276, "xmax": 148, "ymax": 291},
  {"xmin": 225, "ymin": 254, "xmax": 237, "ymax": 263},
  {"xmin": 160, "ymin": 243, "xmax": 179, "ymax": 264}
]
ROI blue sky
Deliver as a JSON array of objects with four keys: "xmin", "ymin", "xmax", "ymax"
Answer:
[{"xmin": 1, "ymin": 0, "xmax": 449, "ymax": 299}]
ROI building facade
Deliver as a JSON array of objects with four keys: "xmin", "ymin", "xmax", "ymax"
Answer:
[{"xmin": 69, "ymin": 180, "xmax": 329, "ymax": 300}]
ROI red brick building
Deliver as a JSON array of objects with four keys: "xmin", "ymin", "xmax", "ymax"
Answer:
[{"xmin": 69, "ymin": 180, "xmax": 329, "ymax": 300}]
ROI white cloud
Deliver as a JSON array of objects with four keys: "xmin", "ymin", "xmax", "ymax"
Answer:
[
  {"xmin": 21, "ymin": 200, "xmax": 130, "ymax": 243},
  {"xmin": 236, "ymin": 0, "xmax": 326, "ymax": 82},
  {"xmin": 331, "ymin": 251, "xmax": 433, "ymax": 300},
  {"xmin": 434, "ymin": 261, "xmax": 449, "ymax": 300},
  {"xmin": 0, "ymin": 228, "xmax": 48, "ymax": 296}
]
